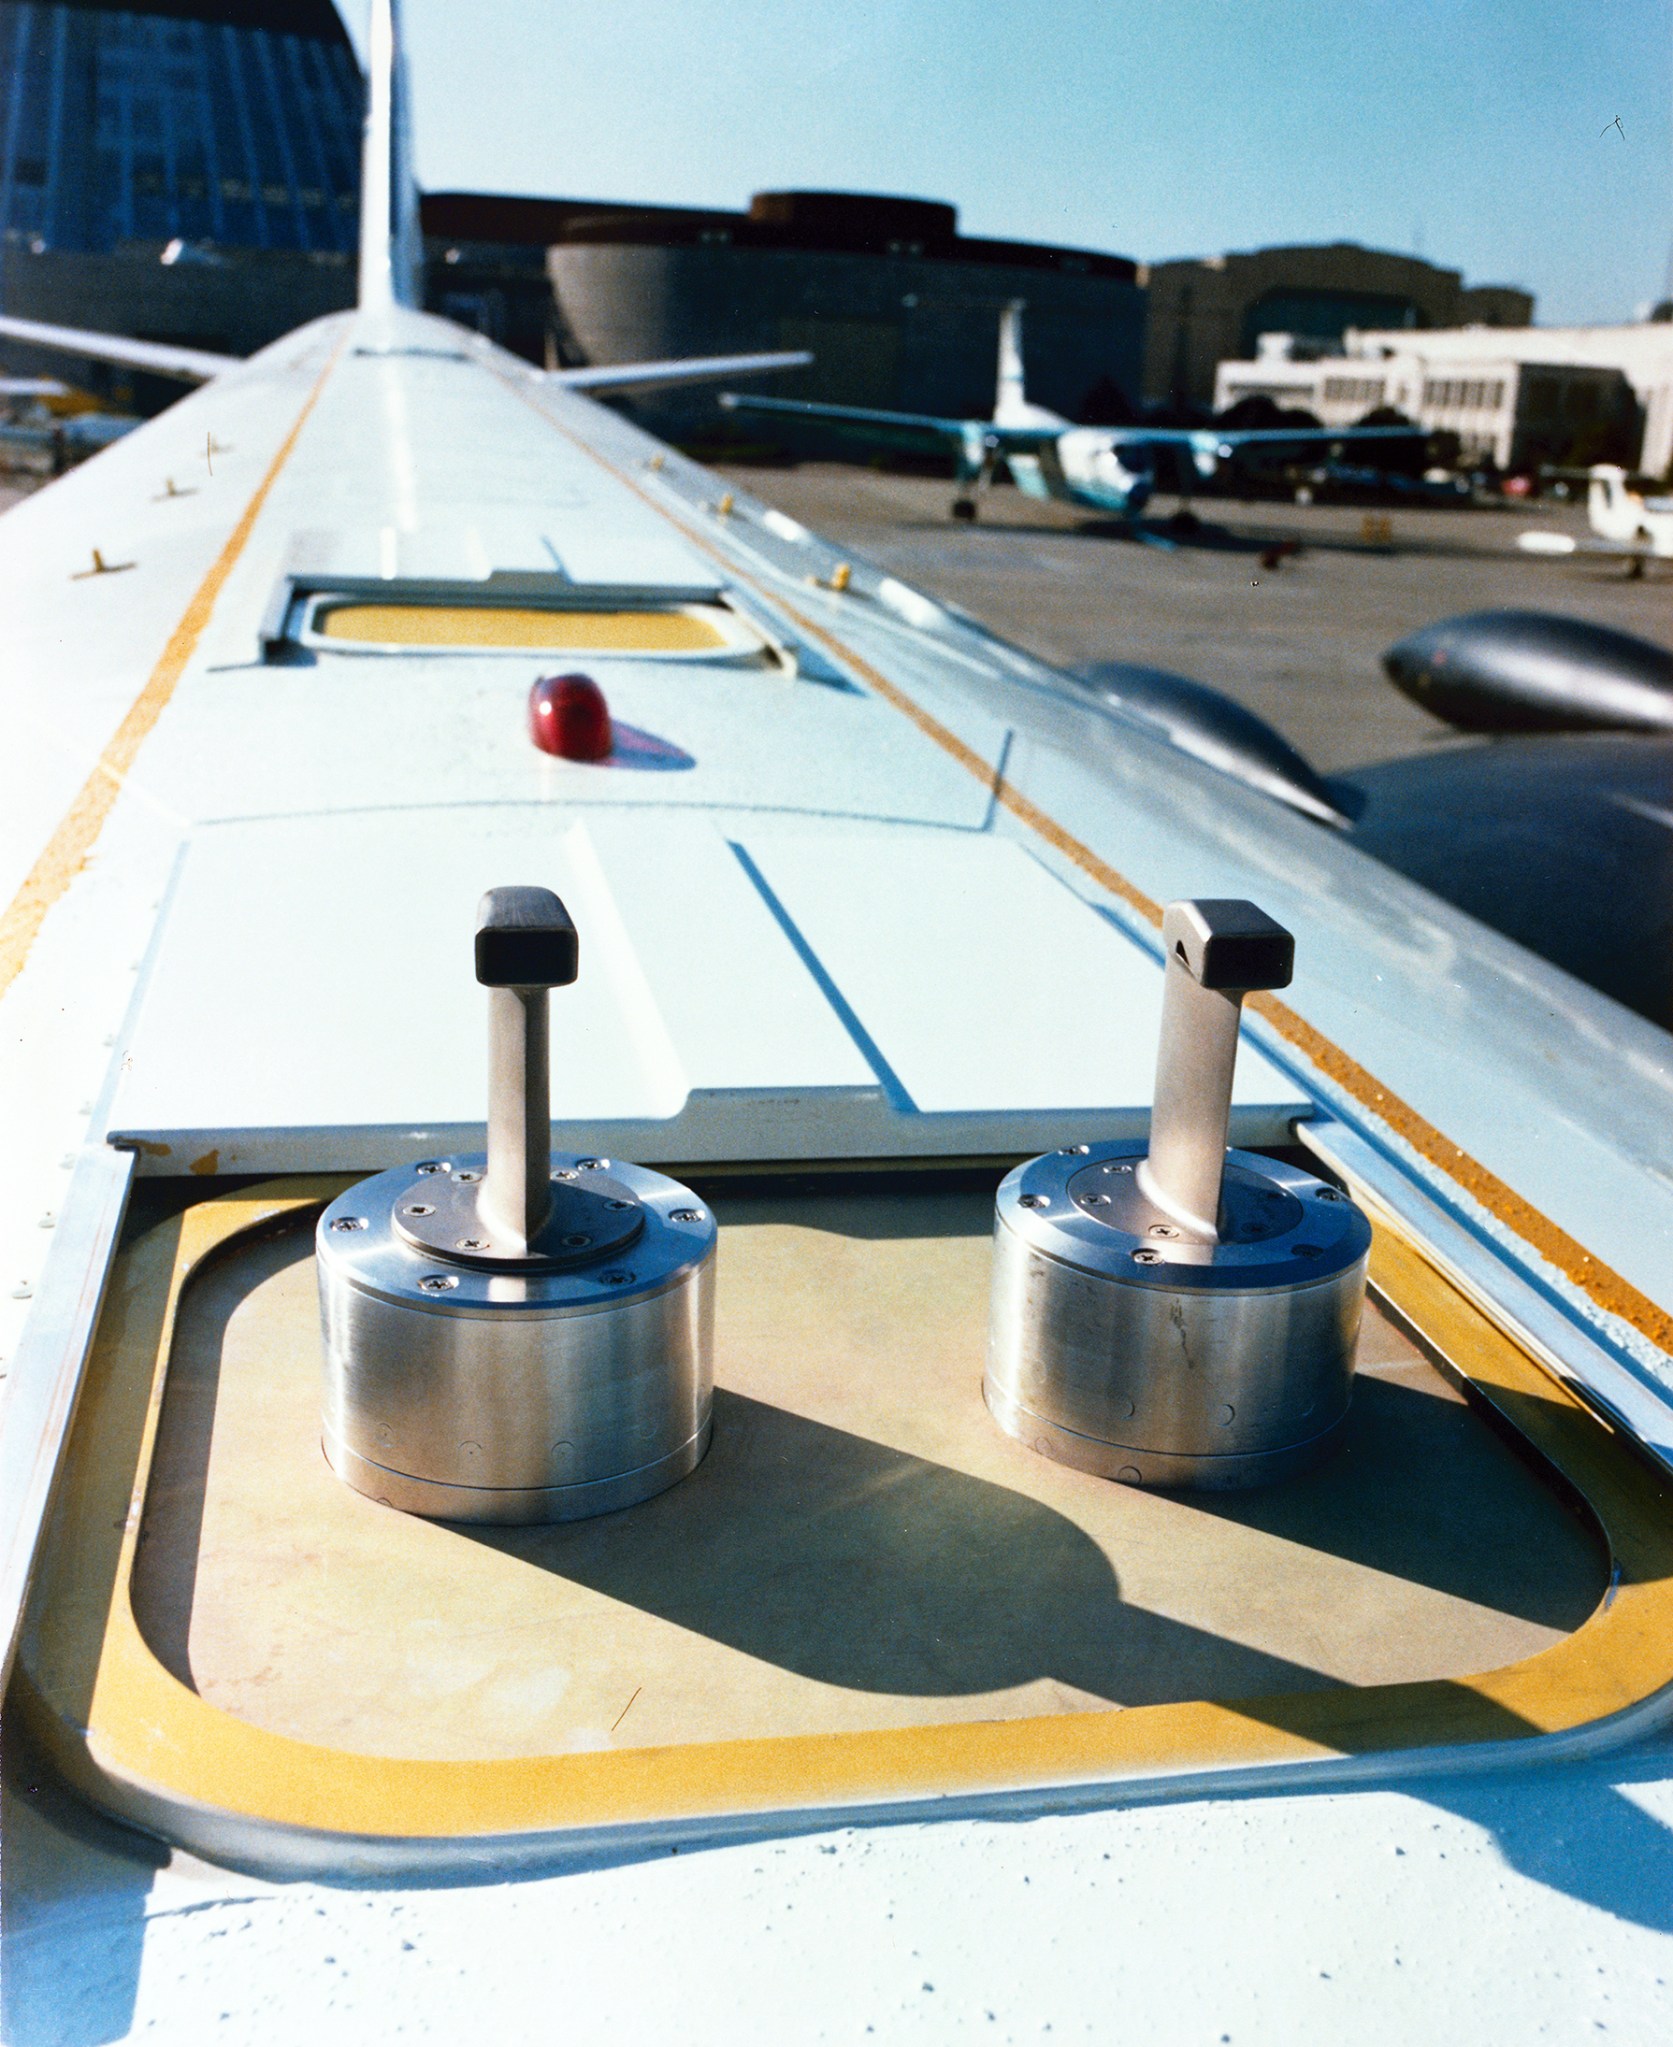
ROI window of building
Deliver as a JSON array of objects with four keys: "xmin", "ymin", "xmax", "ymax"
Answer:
[{"xmin": 0, "ymin": 1, "xmax": 364, "ymax": 255}]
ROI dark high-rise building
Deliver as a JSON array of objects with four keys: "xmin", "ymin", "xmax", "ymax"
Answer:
[
  {"xmin": 0, "ymin": 0, "xmax": 361, "ymax": 254},
  {"xmin": 0, "ymin": 0, "xmax": 362, "ymax": 398}
]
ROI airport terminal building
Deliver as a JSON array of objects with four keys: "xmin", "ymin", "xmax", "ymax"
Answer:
[{"xmin": 0, "ymin": 0, "xmax": 361, "ymax": 392}]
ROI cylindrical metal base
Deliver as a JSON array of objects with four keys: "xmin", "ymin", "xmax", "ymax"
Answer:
[
  {"xmin": 317, "ymin": 1153, "xmax": 716, "ymax": 1524},
  {"xmin": 985, "ymin": 1142, "xmax": 1370, "ymax": 1491},
  {"xmin": 321, "ymin": 1417, "xmax": 712, "ymax": 1524}
]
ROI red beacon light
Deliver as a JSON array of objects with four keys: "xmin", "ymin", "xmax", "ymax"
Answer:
[{"xmin": 529, "ymin": 672, "xmax": 613, "ymax": 761}]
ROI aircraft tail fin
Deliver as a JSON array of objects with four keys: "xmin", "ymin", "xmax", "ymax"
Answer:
[
  {"xmin": 1588, "ymin": 465, "xmax": 1630, "ymax": 527},
  {"xmin": 994, "ymin": 300, "xmax": 1029, "ymax": 424},
  {"xmin": 357, "ymin": 0, "xmax": 422, "ymax": 315}
]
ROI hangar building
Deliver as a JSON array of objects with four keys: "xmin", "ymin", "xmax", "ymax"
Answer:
[
  {"xmin": 1141, "ymin": 241, "xmax": 1533, "ymax": 412},
  {"xmin": 543, "ymin": 189, "xmax": 1147, "ymax": 439}
]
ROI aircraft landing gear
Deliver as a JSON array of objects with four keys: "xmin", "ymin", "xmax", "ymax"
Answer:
[{"xmin": 949, "ymin": 438, "xmax": 1000, "ymax": 523}]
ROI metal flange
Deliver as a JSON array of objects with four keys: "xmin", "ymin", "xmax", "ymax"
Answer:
[
  {"xmin": 315, "ymin": 887, "xmax": 716, "ymax": 1524},
  {"xmin": 985, "ymin": 900, "xmax": 1371, "ymax": 1490}
]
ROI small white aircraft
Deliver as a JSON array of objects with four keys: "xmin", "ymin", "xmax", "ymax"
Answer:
[
  {"xmin": 722, "ymin": 301, "xmax": 1424, "ymax": 526},
  {"xmin": 1517, "ymin": 465, "xmax": 1673, "ymax": 576}
]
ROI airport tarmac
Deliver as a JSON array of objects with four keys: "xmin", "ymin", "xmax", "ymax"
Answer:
[
  {"xmin": 5, "ymin": 460, "xmax": 1668, "ymax": 774},
  {"xmin": 713, "ymin": 463, "xmax": 1673, "ymax": 772}
]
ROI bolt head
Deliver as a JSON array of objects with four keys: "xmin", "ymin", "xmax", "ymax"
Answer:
[
  {"xmin": 329, "ymin": 1216, "xmax": 367, "ymax": 1233},
  {"xmin": 1148, "ymin": 1223, "xmax": 1179, "ymax": 1238},
  {"xmin": 601, "ymin": 1270, "xmax": 634, "ymax": 1287},
  {"xmin": 417, "ymin": 1274, "xmax": 459, "ymax": 1293},
  {"xmin": 405, "ymin": 1203, "xmax": 435, "ymax": 1218},
  {"xmin": 669, "ymin": 1207, "xmax": 704, "ymax": 1224},
  {"xmin": 1019, "ymin": 1194, "xmax": 1048, "ymax": 1210},
  {"xmin": 1132, "ymin": 1248, "xmax": 1161, "ymax": 1265}
]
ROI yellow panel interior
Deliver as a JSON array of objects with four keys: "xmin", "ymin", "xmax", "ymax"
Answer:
[
  {"xmin": 120, "ymin": 1190, "xmax": 1601, "ymax": 1764},
  {"xmin": 315, "ymin": 602, "xmax": 728, "ymax": 651},
  {"xmin": 17, "ymin": 1177, "xmax": 1673, "ymax": 1868}
]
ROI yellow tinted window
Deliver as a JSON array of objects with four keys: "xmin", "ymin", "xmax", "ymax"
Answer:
[{"xmin": 316, "ymin": 603, "xmax": 727, "ymax": 652}]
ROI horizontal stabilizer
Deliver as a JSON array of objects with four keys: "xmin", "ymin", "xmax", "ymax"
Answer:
[
  {"xmin": 0, "ymin": 313, "xmax": 237, "ymax": 384},
  {"xmin": 549, "ymin": 351, "xmax": 812, "ymax": 396}
]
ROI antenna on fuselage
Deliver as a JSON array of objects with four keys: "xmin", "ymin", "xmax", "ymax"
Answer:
[{"xmin": 357, "ymin": 0, "xmax": 422, "ymax": 315}]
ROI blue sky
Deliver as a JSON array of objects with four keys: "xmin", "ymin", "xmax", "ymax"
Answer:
[{"xmin": 375, "ymin": 1, "xmax": 1671, "ymax": 325}]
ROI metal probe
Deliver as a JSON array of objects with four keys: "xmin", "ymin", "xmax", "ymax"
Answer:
[
  {"xmin": 1136, "ymin": 899, "xmax": 1295, "ymax": 1242},
  {"xmin": 474, "ymin": 886, "xmax": 578, "ymax": 1257}
]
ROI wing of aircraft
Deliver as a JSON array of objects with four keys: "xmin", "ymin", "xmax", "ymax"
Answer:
[
  {"xmin": 0, "ymin": 310, "xmax": 241, "ymax": 383},
  {"xmin": 720, "ymin": 390, "xmax": 1424, "ymax": 455},
  {"xmin": 548, "ymin": 350, "xmax": 810, "ymax": 395},
  {"xmin": 719, "ymin": 387, "xmax": 1062, "ymax": 451},
  {"xmin": 11, "ymin": 0, "xmax": 1673, "ymax": 2036},
  {"xmin": 1517, "ymin": 529, "xmax": 1649, "ymax": 556},
  {"xmin": 1176, "ymin": 423, "xmax": 1424, "ymax": 453},
  {"xmin": 0, "ymin": 315, "xmax": 809, "ymax": 401}
]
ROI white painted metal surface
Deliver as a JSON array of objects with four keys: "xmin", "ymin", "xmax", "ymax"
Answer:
[
  {"xmin": 5, "ymin": 287, "xmax": 1673, "ymax": 2047},
  {"xmin": 107, "ymin": 816, "xmax": 1303, "ymax": 1169}
]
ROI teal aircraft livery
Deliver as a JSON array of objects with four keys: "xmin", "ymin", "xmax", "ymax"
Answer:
[{"xmin": 723, "ymin": 300, "xmax": 1424, "ymax": 524}]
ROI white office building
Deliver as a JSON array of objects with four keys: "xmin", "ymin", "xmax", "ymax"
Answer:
[{"xmin": 1214, "ymin": 323, "xmax": 1672, "ymax": 474}]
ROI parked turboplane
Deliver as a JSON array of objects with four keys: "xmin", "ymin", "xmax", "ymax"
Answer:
[
  {"xmin": 1517, "ymin": 464, "xmax": 1673, "ymax": 574},
  {"xmin": 722, "ymin": 300, "xmax": 1424, "ymax": 525}
]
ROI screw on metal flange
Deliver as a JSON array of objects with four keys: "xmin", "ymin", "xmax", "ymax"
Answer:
[
  {"xmin": 552, "ymin": 1169, "xmax": 578, "ymax": 1182},
  {"xmin": 576, "ymin": 1157, "xmax": 607, "ymax": 1171},
  {"xmin": 405, "ymin": 1203, "xmax": 435, "ymax": 1217},
  {"xmin": 1148, "ymin": 1223, "xmax": 1180, "ymax": 1238},
  {"xmin": 458, "ymin": 1237, "xmax": 490, "ymax": 1252},
  {"xmin": 1315, "ymin": 1187, "xmax": 1346, "ymax": 1203},
  {"xmin": 605, "ymin": 1198, "xmax": 634, "ymax": 1211},
  {"xmin": 670, "ymin": 1208, "xmax": 704, "ymax": 1224},
  {"xmin": 1059, "ymin": 1144, "xmax": 1090, "ymax": 1156},
  {"xmin": 601, "ymin": 1270, "xmax": 634, "ymax": 1286},
  {"xmin": 563, "ymin": 1232, "xmax": 593, "ymax": 1248},
  {"xmin": 456, "ymin": 1169, "xmax": 481, "ymax": 1184},
  {"xmin": 417, "ymin": 1274, "xmax": 459, "ymax": 1293},
  {"xmin": 1019, "ymin": 1194, "xmax": 1048, "ymax": 1210},
  {"xmin": 415, "ymin": 1161, "xmax": 448, "ymax": 1176},
  {"xmin": 1131, "ymin": 1247, "xmax": 1162, "ymax": 1264},
  {"xmin": 329, "ymin": 1216, "xmax": 367, "ymax": 1232},
  {"xmin": 1080, "ymin": 1193, "xmax": 1110, "ymax": 1207}
]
